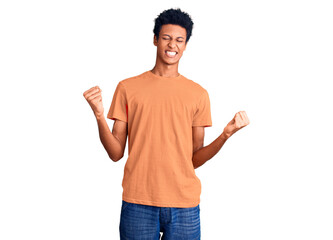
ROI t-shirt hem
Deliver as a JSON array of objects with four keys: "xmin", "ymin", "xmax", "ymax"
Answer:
[
  {"xmin": 192, "ymin": 123, "xmax": 212, "ymax": 127},
  {"xmin": 107, "ymin": 114, "xmax": 127, "ymax": 123},
  {"xmin": 122, "ymin": 196, "xmax": 200, "ymax": 208}
]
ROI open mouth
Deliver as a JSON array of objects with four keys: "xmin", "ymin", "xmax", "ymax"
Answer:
[{"xmin": 165, "ymin": 50, "xmax": 178, "ymax": 57}]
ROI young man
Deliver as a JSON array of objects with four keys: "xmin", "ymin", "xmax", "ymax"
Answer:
[{"xmin": 83, "ymin": 8, "xmax": 249, "ymax": 240}]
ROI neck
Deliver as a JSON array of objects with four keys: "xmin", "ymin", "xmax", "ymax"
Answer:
[{"xmin": 151, "ymin": 63, "xmax": 179, "ymax": 78}]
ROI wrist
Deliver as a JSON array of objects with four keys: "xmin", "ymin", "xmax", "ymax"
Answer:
[
  {"xmin": 95, "ymin": 112, "xmax": 104, "ymax": 121},
  {"xmin": 221, "ymin": 131, "xmax": 231, "ymax": 140}
]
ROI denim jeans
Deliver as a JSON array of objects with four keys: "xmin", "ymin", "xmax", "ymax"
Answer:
[{"xmin": 119, "ymin": 200, "xmax": 201, "ymax": 240}]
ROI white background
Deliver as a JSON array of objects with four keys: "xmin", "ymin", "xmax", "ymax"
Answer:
[{"xmin": 1, "ymin": 0, "xmax": 332, "ymax": 239}]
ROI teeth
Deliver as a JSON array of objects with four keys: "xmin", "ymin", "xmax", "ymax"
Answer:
[{"xmin": 166, "ymin": 51, "xmax": 177, "ymax": 56}]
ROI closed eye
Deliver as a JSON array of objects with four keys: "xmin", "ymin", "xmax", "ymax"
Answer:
[{"xmin": 162, "ymin": 38, "xmax": 184, "ymax": 42}]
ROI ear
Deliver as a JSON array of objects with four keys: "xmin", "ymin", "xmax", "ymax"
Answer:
[{"xmin": 153, "ymin": 35, "xmax": 158, "ymax": 46}]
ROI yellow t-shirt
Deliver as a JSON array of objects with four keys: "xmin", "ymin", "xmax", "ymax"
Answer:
[{"xmin": 107, "ymin": 70, "xmax": 212, "ymax": 207}]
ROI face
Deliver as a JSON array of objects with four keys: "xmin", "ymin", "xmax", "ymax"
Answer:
[{"xmin": 153, "ymin": 24, "xmax": 187, "ymax": 65}]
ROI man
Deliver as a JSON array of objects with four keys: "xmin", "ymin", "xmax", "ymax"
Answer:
[{"xmin": 83, "ymin": 8, "xmax": 249, "ymax": 240}]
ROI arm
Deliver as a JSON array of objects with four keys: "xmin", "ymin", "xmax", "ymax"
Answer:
[
  {"xmin": 192, "ymin": 111, "xmax": 250, "ymax": 169},
  {"xmin": 83, "ymin": 85, "xmax": 127, "ymax": 162},
  {"xmin": 192, "ymin": 127, "xmax": 229, "ymax": 169},
  {"xmin": 96, "ymin": 116, "xmax": 128, "ymax": 162}
]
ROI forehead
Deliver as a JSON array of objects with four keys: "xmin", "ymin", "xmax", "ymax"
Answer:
[{"xmin": 160, "ymin": 24, "xmax": 186, "ymax": 37}]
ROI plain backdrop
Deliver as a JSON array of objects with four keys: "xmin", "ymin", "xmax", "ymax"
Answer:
[{"xmin": 1, "ymin": 0, "xmax": 332, "ymax": 239}]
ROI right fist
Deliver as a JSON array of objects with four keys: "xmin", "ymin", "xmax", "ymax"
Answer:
[{"xmin": 83, "ymin": 86, "xmax": 104, "ymax": 118}]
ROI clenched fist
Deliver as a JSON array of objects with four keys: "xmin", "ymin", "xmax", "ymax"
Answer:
[
  {"xmin": 223, "ymin": 111, "xmax": 250, "ymax": 138},
  {"xmin": 83, "ymin": 86, "xmax": 104, "ymax": 118}
]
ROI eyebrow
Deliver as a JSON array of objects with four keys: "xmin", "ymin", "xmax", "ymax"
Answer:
[{"xmin": 162, "ymin": 34, "xmax": 185, "ymax": 39}]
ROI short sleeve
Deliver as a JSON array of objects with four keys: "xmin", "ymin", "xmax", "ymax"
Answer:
[
  {"xmin": 192, "ymin": 90, "xmax": 212, "ymax": 127},
  {"xmin": 107, "ymin": 82, "xmax": 128, "ymax": 122}
]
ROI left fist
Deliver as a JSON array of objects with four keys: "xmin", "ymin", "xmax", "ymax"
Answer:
[{"xmin": 223, "ymin": 111, "xmax": 250, "ymax": 138}]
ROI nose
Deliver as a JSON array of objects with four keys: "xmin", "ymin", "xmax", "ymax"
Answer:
[{"xmin": 168, "ymin": 40, "xmax": 176, "ymax": 48}]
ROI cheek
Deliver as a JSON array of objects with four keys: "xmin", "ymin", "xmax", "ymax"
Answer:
[
  {"xmin": 178, "ymin": 45, "xmax": 186, "ymax": 52},
  {"xmin": 178, "ymin": 48, "xmax": 185, "ymax": 55}
]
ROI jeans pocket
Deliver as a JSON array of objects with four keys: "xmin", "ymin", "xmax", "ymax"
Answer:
[{"xmin": 122, "ymin": 200, "xmax": 131, "ymax": 212}]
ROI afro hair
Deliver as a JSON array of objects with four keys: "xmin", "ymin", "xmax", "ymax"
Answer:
[{"xmin": 153, "ymin": 8, "xmax": 194, "ymax": 43}]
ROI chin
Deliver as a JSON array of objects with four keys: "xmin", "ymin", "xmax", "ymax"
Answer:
[{"xmin": 165, "ymin": 59, "xmax": 179, "ymax": 65}]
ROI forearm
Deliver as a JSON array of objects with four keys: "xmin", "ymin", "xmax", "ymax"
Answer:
[
  {"xmin": 95, "ymin": 114, "xmax": 123, "ymax": 162},
  {"xmin": 192, "ymin": 131, "xmax": 230, "ymax": 169}
]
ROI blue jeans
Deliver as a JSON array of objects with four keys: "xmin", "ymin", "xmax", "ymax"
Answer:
[{"xmin": 119, "ymin": 200, "xmax": 201, "ymax": 240}]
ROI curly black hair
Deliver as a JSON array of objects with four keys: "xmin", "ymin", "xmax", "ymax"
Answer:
[{"xmin": 153, "ymin": 8, "xmax": 194, "ymax": 44}]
